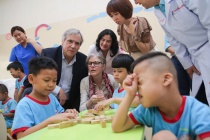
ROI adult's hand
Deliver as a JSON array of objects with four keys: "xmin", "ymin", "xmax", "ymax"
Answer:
[
  {"xmin": 58, "ymin": 88, "xmax": 66, "ymax": 105},
  {"xmin": 89, "ymin": 95, "xmax": 104, "ymax": 104},
  {"xmin": 186, "ymin": 65, "xmax": 200, "ymax": 78}
]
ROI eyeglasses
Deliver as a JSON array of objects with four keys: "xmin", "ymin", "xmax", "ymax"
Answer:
[{"xmin": 87, "ymin": 61, "xmax": 103, "ymax": 67}]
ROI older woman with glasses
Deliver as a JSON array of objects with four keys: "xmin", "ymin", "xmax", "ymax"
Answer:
[{"xmin": 79, "ymin": 54, "xmax": 119, "ymax": 111}]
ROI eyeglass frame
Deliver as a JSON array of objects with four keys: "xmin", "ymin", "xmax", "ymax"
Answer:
[{"xmin": 87, "ymin": 61, "xmax": 103, "ymax": 67}]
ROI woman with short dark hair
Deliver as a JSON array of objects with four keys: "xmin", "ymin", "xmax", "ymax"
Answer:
[{"xmin": 106, "ymin": 0, "xmax": 156, "ymax": 60}]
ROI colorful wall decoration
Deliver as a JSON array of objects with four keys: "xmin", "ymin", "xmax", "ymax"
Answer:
[{"xmin": 35, "ymin": 24, "xmax": 51, "ymax": 40}]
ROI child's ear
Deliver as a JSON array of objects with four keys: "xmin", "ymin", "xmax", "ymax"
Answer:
[
  {"xmin": 163, "ymin": 73, "xmax": 173, "ymax": 86},
  {"xmin": 28, "ymin": 74, "xmax": 34, "ymax": 84},
  {"xmin": 17, "ymin": 68, "xmax": 21, "ymax": 72}
]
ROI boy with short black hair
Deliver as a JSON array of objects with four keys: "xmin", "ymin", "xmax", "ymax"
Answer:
[
  {"xmin": 12, "ymin": 57, "xmax": 78, "ymax": 139},
  {"xmin": 112, "ymin": 52, "xmax": 210, "ymax": 139},
  {"xmin": 0, "ymin": 83, "xmax": 17, "ymax": 128},
  {"xmin": 95, "ymin": 54, "xmax": 140, "ymax": 110},
  {"xmin": 7, "ymin": 61, "xmax": 26, "ymax": 102}
]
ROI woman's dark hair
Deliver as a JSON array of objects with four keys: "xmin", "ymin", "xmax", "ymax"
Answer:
[
  {"xmin": 112, "ymin": 54, "xmax": 134, "ymax": 73},
  {"xmin": 106, "ymin": 0, "xmax": 133, "ymax": 19},
  {"xmin": 96, "ymin": 29, "xmax": 119, "ymax": 57},
  {"xmin": 11, "ymin": 26, "xmax": 25, "ymax": 36}
]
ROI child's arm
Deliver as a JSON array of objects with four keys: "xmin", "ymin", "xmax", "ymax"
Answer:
[
  {"xmin": 112, "ymin": 74, "xmax": 138, "ymax": 132},
  {"xmin": 14, "ymin": 89, "xmax": 18, "ymax": 102},
  {"xmin": 95, "ymin": 96, "xmax": 140, "ymax": 111},
  {"xmin": 16, "ymin": 113, "xmax": 76, "ymax": 139},
  {"xmin": 197, "ymin": 136, "xmax": 210, "ymax": 140},
  {"xmin": 131, "ymin": 96, "xmax": 141, "ymax": 107},
  {"xmin": 17, "ymin": 87, "xmax": 25, "ymax": 102},
  {"xmin": 3, "ymin": 112, "xmax": 14, "ymax": 118}
]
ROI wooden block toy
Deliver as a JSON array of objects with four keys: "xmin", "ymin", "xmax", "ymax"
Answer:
[
  {"xmin": 81, "ymin": 119, "xmax": 91, "ymax": 124},
  {"xmin": 99, "ymin": 115, "xmax": 105, "ymax": 119},
  {"xmin": 91, "ymin": 119, "xmax": 100, "ymax": 124},
  {"xmin": 95, "ymin": 116, "xmax": 100, "ymax": 120},
  {"xmin": 81, "ymin": 117, "xmax": 95, "ymax": 124},
  {"xmin": 0, "ymin": 109, "xmax": 4, "ymax": 113},
  {"xmin": 88, "ymin": 109, "xmax": 93, "ymax": 113},
  {"xmin": 100, "ymin": 120, "xmax": 106, "ymax": 128},
  {"xmin": 104, "ymin": 106, "xmax": 111, "ymax": 111},
  {"xmin": 47, "ymin": 124, "xmax": 59, "ymax": 129},
  {"xmin": 73, "ymin": 120, "xmax": 78, "ymax": 125},
  {"xmin": 92, "ymin": 110, "xmax": 104, "ymax": 115},
  {"xmin": 85, "ymin": 113, "xmax": 94, "ymax": 115},
  {"xmin": 105, "ymin": 116, "xmax": 113, "ymax": 123},
  {"xmin": 59, "ymin": 121, "xmax": 73, "ymax": 129},
  {"xmin": 97, "ymin": 111, "xmax": 104, "ymax": 115},
  {"xmin": 81, "ymin": 114, "xmax": 95, "ymax": 118},
  {"xmin": 75, "ymin": 117, "xmax": 82, "ymax": 123}
]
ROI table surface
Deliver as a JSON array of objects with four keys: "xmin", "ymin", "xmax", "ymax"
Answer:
[{"xmin": 20, "ymin": 109, "xmax": 144, "ymax": 140}]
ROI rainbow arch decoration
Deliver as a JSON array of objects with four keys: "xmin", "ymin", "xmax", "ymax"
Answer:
[
  {"xmin": 5, "ymin": 33, "xmax": 12, "ymax": 40},
  {"xmin": 35, "ymin": 24, "xmax": 51, "ymax": 40}
]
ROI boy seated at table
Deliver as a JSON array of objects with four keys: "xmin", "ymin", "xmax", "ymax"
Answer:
[
  {"xmin": 7, "ymin": 61, "xmax": 27, "ymax": 102},
  {"xmin": 94, "ymin": 54, "xmax": 140, "ymax": 110},
  {"xmin": 0, "ymin": 83, "xmax": 17, "ymax": 128},
  {"xmin": 12, "ymin": 57, "xmax": 78, "ymax": 139},
  {"xmin": 112, "ymin": 52, "xmax": 210, "ymax": 139}
]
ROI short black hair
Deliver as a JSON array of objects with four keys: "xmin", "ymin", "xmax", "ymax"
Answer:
[
  {"xmin": 28, "ymin": 57, "xmax": 58, "ymax": 76},
  {"xmin": 7, "ymin": 61, "xmax": 24, "ymax": 73},
  {"xmin": 131, "ymin": 52, "xmax": 169, "ymax": 72},
  {"xmin": 112, "ymin": 54, "xmax": 134, "ymax": 73},
  {"xmin": 96, "ymin": 29, "xmax": 119, "ymax": 57},
  {"xmin": 0, "ymin": 84, "xmax": 8, "ymax": 94}
]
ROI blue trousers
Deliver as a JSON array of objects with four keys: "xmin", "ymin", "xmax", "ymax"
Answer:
[{"xmin": 171, "ymin": 56, "xmax": 192, "ymax": 96}]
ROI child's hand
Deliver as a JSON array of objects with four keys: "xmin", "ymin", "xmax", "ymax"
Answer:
[
  {"xmin": 48, "ymin": 113, "xmax": 77, "ymax": 124},
  {"xmin": 123, "ymin": 73, "xmax": 138, "ymax": 97},
  {"xmin": 94, "ymin": 99, "xmax": 112, "ymax": 111},
  {"xmin": 65, "ymin": 109, "xmax": 78, "ymax": 116}
]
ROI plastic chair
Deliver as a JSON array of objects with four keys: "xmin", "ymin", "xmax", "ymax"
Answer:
[
  {"xmin": 0, "ymin": 111, "xmax": 7, "ymax": 140},
  {"xmin": 7, "ymin": 128, "xmax": 13, "ymax": 140}
]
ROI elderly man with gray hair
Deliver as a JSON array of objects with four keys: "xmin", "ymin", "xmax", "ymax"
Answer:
[{"xmin": 41, "ymin": 28, "xmax": 88, "ymax": 111}]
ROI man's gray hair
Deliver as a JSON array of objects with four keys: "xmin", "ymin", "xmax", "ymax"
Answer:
[{"xmin": 62, "ymin": 28, "xmax": 84, "ymax": 45}]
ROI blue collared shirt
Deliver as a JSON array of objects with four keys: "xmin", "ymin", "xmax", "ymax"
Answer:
[{"xmin": 154, "ymin": 0, "xmax": 165, "ymax": 15}]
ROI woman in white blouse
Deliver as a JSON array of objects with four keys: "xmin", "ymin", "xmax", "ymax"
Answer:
[
  {"xmin": 88, "ymin": 29, "xmax": 121, "ymax": 74},
  {"xmin": 79, "ymin": 54, "xmax": 119, "ymax": 111}
]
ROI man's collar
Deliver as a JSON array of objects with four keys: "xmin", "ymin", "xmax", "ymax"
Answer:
[{"xmin": 62, "ymin": 50, "xmax": 77, "ymax": 63}]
